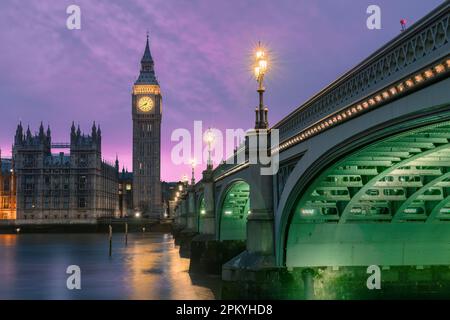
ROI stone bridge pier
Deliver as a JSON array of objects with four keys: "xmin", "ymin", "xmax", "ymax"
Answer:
[
  {"xmin": 176, "ymin": 186, "xmax": 198, "ymax": 257},
  {"xmin": 189, "ymin": 168, "xmax": 223, "ymax": 273}
]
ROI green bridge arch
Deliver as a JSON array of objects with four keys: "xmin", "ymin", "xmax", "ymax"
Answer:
[
  {"xmin": 219, "ymin": 181, "xmax": 250, "ymax": 241},
  {"xmin": 284, "ymin": 121, "xmax": 450, "ymax": 268}
]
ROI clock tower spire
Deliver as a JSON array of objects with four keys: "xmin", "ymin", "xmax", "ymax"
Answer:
[
  {"xmin": 136, "ymin": 33, "xmax": 158, "ymax": 85},
  {"xmin": 132, "ymin": 34, "xmax": 162, "ymax": 218}
]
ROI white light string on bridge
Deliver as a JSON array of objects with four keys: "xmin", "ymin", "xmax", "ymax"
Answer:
[{"xmin": 272, "ymin": 57, "xmax": 450, "ymax": 155}]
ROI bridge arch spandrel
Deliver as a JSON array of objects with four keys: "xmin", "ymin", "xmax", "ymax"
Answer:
[
  {"xmin": 275, "ymin": 78, "xmax": 450, "ymax": 266},
  {"xmin": 196, "ymin": 193, "xmax": 205, "ymax": 232}
]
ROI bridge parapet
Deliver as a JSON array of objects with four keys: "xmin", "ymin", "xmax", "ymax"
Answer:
[
  {"xmin": 211, "ymin": 142, "xmax": 247, "ymax": 181},
  {"xmin": 274, "ymin": 2, "xmax": 450, "ymax": 145}
]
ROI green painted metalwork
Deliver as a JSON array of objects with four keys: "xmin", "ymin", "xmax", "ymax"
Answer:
[
  {"xmin": 286, "ymin": 122, "xmax": 450, "ymax": 268},
  {"xmin": 292, "ymin": 122, "xmax": 450, "ymax": 224},
  {"xmin": 219, "ymin": 181, "xmax": 250, "ymax": 241}
]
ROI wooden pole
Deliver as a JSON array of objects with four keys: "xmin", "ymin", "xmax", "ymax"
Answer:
[
  {"xmin": 125, "ymin": 222, "xmax": 128, "ymax": 246},
  {"xmin": 109, "ymin": 224, "xmax": 112, "ymax": 256}
]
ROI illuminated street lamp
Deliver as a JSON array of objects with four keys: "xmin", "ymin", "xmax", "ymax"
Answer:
[
  {"xmin": 190, "ymin": 158, "xmax": 197, "ymax": 185},
  {"xmin": 254, "ymin": 41, "xmax": 269, "ymax": 129},
  {"xmin": 204, "ymin": 128, "xmax": 215, "ymax": 169}
]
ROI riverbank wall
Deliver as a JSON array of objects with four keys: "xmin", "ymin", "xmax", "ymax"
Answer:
[{"xmin": 0, "ymin": 219, "xmax": 173, "ymax": 234}]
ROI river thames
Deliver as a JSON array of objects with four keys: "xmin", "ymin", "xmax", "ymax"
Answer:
[{"xmin": 0, "ymin": 233, "xmax": 221, "ymax": 299}]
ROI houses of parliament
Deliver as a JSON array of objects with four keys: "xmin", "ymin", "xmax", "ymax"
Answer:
[{"xmin": 0, "ymin": 36, "xmax": 166, "ymax": 222}]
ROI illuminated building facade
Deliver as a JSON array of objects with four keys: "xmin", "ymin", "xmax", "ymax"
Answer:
[
  {"xmin": 0, "ymin": 154, "xmax": 16, "ymax": 220},
  {"xmin": 12, "ymin": 122, "xmax": 119, "ymax": 221}
]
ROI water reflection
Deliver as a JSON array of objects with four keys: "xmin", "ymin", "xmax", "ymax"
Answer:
[
  {"xmin": 0, "ymin": 233, "xmax": 220, "ymax": 300},
  {"xmin": 0, "ymin": 234, "xmax": 17, "ymax": 246}
]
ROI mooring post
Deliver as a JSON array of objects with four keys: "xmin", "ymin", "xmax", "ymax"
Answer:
[{"xmin": 109, "ymin": 224, "xmax": 113, "ymax": 257}]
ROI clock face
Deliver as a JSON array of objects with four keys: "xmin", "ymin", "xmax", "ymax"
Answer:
[{"xmin": 137, "ymin": 96, "xmax": 154, "ymax": 112}]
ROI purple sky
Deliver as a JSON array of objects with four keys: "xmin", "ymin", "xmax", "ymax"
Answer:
[{"xmin": 0, "ymin": 0, "xmax": 443, "ymax": 181}]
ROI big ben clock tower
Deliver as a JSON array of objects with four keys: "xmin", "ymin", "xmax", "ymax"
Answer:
[{"xmin": 132, "ymin": 34, "xmax": 162, "ymax": 217}]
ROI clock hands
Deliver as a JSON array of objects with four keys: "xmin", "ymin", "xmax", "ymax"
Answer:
[{"xmin": 139, "ymin": 97, "xmax": 153, "ymax": 111}]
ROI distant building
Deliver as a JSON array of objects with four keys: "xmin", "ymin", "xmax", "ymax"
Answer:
[
  {"xmin": 0, "ymin": 154, "xmax": 16, "ymax": 220},
  {"xmin": 162, "ymin": 181, "xmax": 185, "ymax": 218},
  {"xmin": 118, "ymin": 167, "xmax": 133, "ymax": 217},
  {"xmin": 12, "ymin": 122, "xmax": 119, "ymax": 221}
]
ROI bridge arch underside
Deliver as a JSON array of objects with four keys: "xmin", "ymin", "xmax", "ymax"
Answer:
[
  {"xmin": 286, "ymin": 120, "xmax": 450, "ymax": 268},
  {"xmin": 219, "ymin": 181, "xmax": 250, "ymax": 241}
]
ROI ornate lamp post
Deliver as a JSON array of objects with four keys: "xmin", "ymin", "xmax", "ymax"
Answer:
[
  {"xmin": 254, "ymin": 42, "xmax": 269, "ymax": 129},
  {"xmin": 204, "ymin": 128, "xmax": 215, "ymax": 170},
  {"xmin": 190, "ymin": 158, "xmax": 197, "ymax": 185}
]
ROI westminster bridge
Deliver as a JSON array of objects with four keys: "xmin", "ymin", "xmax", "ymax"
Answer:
[{"xmin": 173, "ymin": 2, "xmax": 450, "ymax": 299}]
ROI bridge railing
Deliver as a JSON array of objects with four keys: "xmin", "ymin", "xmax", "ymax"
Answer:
[{"xmin": 273, "ymin": 2, "xmax": 450, "ymax": 144}]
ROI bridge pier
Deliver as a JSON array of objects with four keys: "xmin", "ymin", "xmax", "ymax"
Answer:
[
  {"xmin": 190, "ymin": 238, "xmax": 246, "ymax": 274},
  {"xmin": 186, "ymin": 187, "xmax": 198, "ymax": 232},
  {"xmin": 173, "ymin": 197, "xmax": 191, "ymax": 248},
  {"xmin": 177, "ymin": 191, "xmax": 198, "ymax": 258},
  {"xmin": 172, "ymin": 206, "xmax": 185, "ymax": 245},
  {"xmin": 302, "ymin": 268, "xmax": 315, "ymax": 300},
  {"xmin": 221, "ymin": 130, "xmax": 296, "ymax": 298},
  {"xmin": 190, "ymin": 169, "xmax": 219, "ymax": 273}
]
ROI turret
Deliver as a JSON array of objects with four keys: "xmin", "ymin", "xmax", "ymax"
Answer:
[
  {"xmin": 97, "ymin": 125, "xmax": 102, "ymax": 147},
  {"xmin": 70, "ymin": 122, "xmax": 76, "ymax": 144},
  {"xmin": 26, "ymin": 126, "xmax": 32, "ymax": 143},
  {"xmin": 46, "ymin": 125, "xmax": 51, "ymax": 147},
  {"xmin": 115, "ymin": 155, "xmax": 119, "ymax": 172},
  {"xmin": 39, "ymin": 122, "xmax": 45, "ymax": 141},
  {"xmin": 15, "ymin": 122, "xmax": 23, "ymax": 145},
  {"xmin": 92, "ymin": 121, "xmax": 97, "ymax": 142}
]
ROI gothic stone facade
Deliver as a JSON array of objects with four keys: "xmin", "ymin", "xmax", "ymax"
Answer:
[
  {"xmin": 132, "ymin": 36, "xmax": 162, "ymax": 217},
  {"xmin": 13, "ymin": 122, "xmax": 119, "ymax": 221},
  {"xmin": 0, "ymin": 156, "xmax": 16, "ymax": 220}
]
